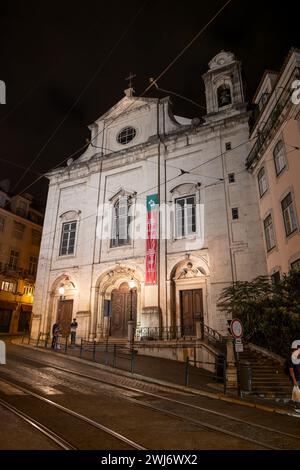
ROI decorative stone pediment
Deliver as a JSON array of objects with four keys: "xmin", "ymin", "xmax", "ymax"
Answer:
[
  {"xmin": 109, "ymin": 187, "xmax": 136, "ymax": 203},
  {"xmin": 107, "ymin": 265, "xmax": 135, "ymax": 279},
  {"xmin": 59, "ymin": 210, "xmax": 81, "ymax": 221},
  {"xmin": 209, "ymin": 51, "xmax": 235, "ymax": 70},
  {"xmin": 95, "ymin": 96, "xmax": 152, "ymax": 122},
  {"xmin": 175, "ymin": 262, "xmax": 206, "ymax": 280}
]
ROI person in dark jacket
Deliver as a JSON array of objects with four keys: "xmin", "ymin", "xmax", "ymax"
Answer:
[{"xmin": 51, "ymin": 322, "xmax": 59, "ymax": 349}]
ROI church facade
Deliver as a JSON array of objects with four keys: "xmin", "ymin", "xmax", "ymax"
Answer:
[{"xmin": 31, "ymin": 51, "xmax": 267, "ymax": 342}]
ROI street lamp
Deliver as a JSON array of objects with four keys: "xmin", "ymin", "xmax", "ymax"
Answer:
[
  {"xmin": 127, "ymin": 279, "xmax": 136, "ymax": 350},
  {"xmin": 128, "ymin": 279, "xmax": 135, "ymax": 321},
  {"xmin": 58, "ymin": 285, "xmax": 65, "ymax": 299}
]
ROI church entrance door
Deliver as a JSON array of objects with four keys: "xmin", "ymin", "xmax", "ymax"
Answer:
[
  {"xmin": 111, "ymin": 282, "xmax": 137, "ymax": 337},
  {"xmin": 57, "ymin": 299, "xmax": 74, "ymax": 335},
  {"xmin": 180, "ymin": 289, "xmax": 203, "ymax": 336}
]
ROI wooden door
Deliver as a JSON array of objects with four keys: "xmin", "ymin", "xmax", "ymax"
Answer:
[
  {"xmin": 180, "ymin": 289, "xmax": 203, "ymax": 335},
  {"xmin": 111, "ymin": 283, "xmax": 137, "ymax": 337},
  {"xmin": 57, "ymin": 299, "xmax": 73, "ymax": 335}
]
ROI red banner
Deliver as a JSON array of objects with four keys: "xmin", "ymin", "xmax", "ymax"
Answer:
[{"xmin": 145, "ymin": 194, "xmax": 158, "ymax": 284}]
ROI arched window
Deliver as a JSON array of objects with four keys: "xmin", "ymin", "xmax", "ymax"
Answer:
[
  {"xmin": 273, "ymin": 140, "xmax": 286, "ymax": 175},
  {"xmin": 217, "ymin": 84, "xmax": 232, "ymax": 108},
  {"xmin": 111, "ymin": 197, "xmax": 131, "ymax": 247}
]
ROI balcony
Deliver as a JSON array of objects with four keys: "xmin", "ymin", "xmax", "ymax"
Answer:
[
  {"xmin": 247, "ymin": 66, "xmax": 300, "ymax": 169},
  {"xmin": 0, "ymin": 263, "xmax": 32, "ymax": 279}
]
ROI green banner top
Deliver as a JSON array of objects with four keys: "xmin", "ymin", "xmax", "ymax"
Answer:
[{"xmin": 146, "ymin": 194, "xmax": 158, "ymax": 212}]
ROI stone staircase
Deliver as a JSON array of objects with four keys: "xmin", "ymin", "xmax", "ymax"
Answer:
[{"xmin": 238, "ymin": 348, "xmax": 292, "ymax": 401}]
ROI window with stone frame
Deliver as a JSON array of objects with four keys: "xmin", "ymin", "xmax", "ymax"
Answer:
[
  {"xmin": 228, "ymin": 173, "xmax": 235, "ymax": 183},
  {"xmin": 13, "ymin": 221, "xmax": 25, "ymax": 240},
  {"xmin": 175, "ymin": 195, "xmax": 196, "ymax": 238},
  {"xmin": 232, "ymin": 207, "xmax": 239, "ymax": 220},
  {"xmin": 32, "ymin": 229, "xmax": 41, "ymax": 246},
  {"xmin": 291, "ymin": 258, "xmax": 300, "ymax": 272},
  {"xmin": 23, "ymin": 284, "xmax": 34, "ymax": 296},
  {"xmin": 111, "ymin": 197, "xmax": 131, "ymax": 247},
  {"xmin": 16, "ymin": 200, "xmax": 28, "ymax": 217},
  {"xmin": 273, "ymin": 140, "xmax": 286, "ymax": 175},
  {"xmin": 217, "ymin": 84, "xmax": 232, "ymax": 108},
  {"xmin": 117, "ymin": 127, "xmax": 136, "ymax": 145},
  {"xmin": 28, "ymin": 255, "xmax": 38, "ymax": 276},
  {"xmin": 8, "ymin": 249, "xmax": 19, "ymax": 270},
  {"xmin": 1, "ymin": 280, "xmax": 17, "ymax": 293},
  {"xmin": 281, "ymin": 192, "xmax": 297, "ymax": 236},
  {"xmin": 271, "ymin": 271, "xmax": 281, "ymax": 285},
  {"xmin": 59, "ymin": 221, "xmax": 77, "ymax": 256},
  {"xmin": 263, "ymin": 214, "xmax": 276, "ymax": 251},
  {"xmin": 257, "ymin": 166, "xmax": 268, "ymax": 197}
]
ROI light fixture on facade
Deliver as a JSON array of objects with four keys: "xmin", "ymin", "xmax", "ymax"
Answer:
[
  {"xmin": 58, "ymin": 286, "xmax": 65, "ymax": 296},
  {"xmin": 128, "ymin": 279, "xmax": 135, "ymax": 289}
]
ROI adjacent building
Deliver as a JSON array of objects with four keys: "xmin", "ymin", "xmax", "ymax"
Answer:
[
  {"xmin": 31, "ymin": 51, "xmax": 267, "ymax": 342},
  {"xmin": 0, "ymin": 181, "xmax": 43, "ymax": 334},
  {"xmin": 247, "ymin": 49, "xmax": 300, "ymax": 280}
]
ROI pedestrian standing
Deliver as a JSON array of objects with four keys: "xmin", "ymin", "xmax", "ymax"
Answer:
[
  {"xmin": 70, "ymin": 318, "xmax": 78, "ymax": 347},
  {"xmin": 288, "ymin": 346, "xmax": 300, "ymax": 412},
  {"xmin": 51, "ymin": 322, "xmax": 59, "ymax": 349}
]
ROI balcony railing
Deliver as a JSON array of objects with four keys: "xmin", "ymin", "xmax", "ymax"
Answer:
[
  {"xmin": 247, "ymin": 66, "xmax": 300, "ymax": 169},
  {"xmin": 0, "ymin": 263, "xmax": 34, "ymax": 279}
]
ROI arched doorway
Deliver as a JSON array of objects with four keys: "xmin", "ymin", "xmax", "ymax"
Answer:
[
  {"xmin": 170, "ymin": 258, "xmax": 210, "ymax": 336},
  {"xmin": 110, "ymin": 282, "xmax": 137, "ymax": 337},
  {"xmin": 46, "ymin": 275, "xmax": 77, "ymax": 336}
]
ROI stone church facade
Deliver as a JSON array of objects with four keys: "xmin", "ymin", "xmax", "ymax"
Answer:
[{"xmin": 31, "ymin": 51, "xmax": 267, "ymax": 341}]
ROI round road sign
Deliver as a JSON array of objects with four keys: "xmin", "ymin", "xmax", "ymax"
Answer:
[{"xmin": 230, "ymin": 318, "xmax": 243, "ymax": 339}]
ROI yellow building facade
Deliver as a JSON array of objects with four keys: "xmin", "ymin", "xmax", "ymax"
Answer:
[
  {"xmin": 0, "ymin": 186, "xmax": 43, "ymax": 335},
  {"xmin": 247, "ymin": 49, "xmax": 300, "ymax": 279}
]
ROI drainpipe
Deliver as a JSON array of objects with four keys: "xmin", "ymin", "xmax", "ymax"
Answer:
[
  {"xmin": 90, "ymin": 122, "xmax": 105, "ymax": 340},
  {"xmin": 157, "ymin": 99, "xmax": 161, "ymax": 328}
]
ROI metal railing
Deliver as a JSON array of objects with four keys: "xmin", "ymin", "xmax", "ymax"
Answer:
[
  {"xmin": 36, "ymin": 332, "xmax": 50, "ymax": 348},
  {"xmin": 135, "ymin": 322, "xmax": 224, "ymax": 345},
  {"xmin": 135, "ymin": 325, "xmax": 195, "ymax": 341},
  {"xmin": 184, "ymin": 356, "xmax": 226, "ymax": 393},
  {"xmin": 79, "ymin": 339, "xmax": 136, "ymax": 373}
]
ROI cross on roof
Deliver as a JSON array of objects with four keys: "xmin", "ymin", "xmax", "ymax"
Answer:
[{"xmin": 125, "ymin": 72, "xmax": 136, "ymax": 89}]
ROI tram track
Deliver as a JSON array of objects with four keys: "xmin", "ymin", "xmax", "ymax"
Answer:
[
  {"xmin": 0, "ymin": 398, "xmax": 76, "ymax": 450},
  {"xmin": 0, "ymin": 377, "xmax": 146, "ymax": 451},
  {"xmin": 3, "ymin": 352, "xmax": 300, "ymax": 450}
]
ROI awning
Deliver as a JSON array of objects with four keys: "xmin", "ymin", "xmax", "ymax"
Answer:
[
  {"xmin": 0, "ymin": 301, "xmax": 18, "ymax": 310},
  {"xmin": 21, "ymin": 304, "xmax": 32, "ymax": 312}
]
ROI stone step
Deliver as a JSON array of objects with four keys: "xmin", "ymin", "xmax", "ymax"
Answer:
[
  {"xmin": 252, "ymin": 380, "xmax": 290, "ymax": 385},
  {"xmin": 237, "ymin": 348, "xmax": 291, "ymax": 399}
]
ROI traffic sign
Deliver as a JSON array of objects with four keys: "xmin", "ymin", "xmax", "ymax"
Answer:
[
  {"xmin": 230, "ymin": 318, "xmax": 244, "ymax": 339},
  {"xmin": 234, "ymin": 338, "xmax": 244, "ymax": 352}
]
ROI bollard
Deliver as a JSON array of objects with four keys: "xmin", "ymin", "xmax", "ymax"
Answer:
[
  {"xmin": 130, "ymin": 349, "xmax": 135, "ymax": 374},
  {"xmin": 64, "ymin": 336, "xmax": 68, "ymax": 353},
  {"xmin": 184, "ymin": 357, "xmax": 190, "ymax": 386},
  {"xmin": 113, "ymin": 344, "xmax": 117, "ymax": 368},
  {"xmin": 93, "ymin": 341, "xmax": 96, "ymax": 361}
]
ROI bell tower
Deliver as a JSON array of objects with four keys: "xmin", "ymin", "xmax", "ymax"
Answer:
[{"xmin": 202, "ymin": 51, "xmax": 246, "ymax": 117}]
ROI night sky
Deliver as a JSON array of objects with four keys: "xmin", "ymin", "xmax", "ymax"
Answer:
[{"xmin": 0, "ymin": 0, "xmax": 298, "ymax": 208}]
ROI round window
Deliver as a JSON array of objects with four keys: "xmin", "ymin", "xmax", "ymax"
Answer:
[{"xmin": 117, "ymin": 126, "xmax": 136, "ymax": 145}]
